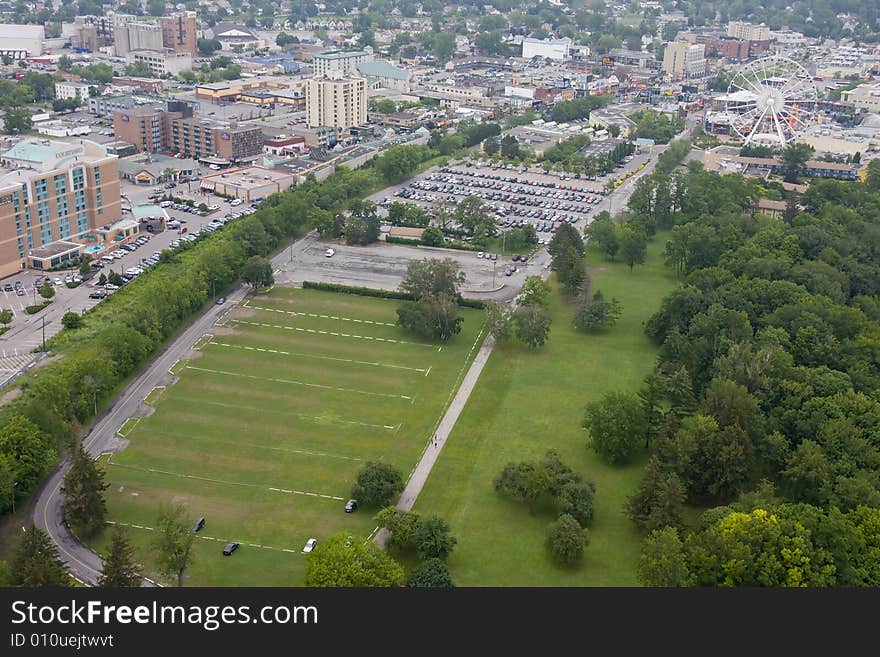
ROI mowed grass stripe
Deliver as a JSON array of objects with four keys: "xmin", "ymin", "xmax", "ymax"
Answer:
[
  {"xmin": 167, "ymin": 371, "xmax": 411, "ymax": 428},
  {"xmin": 184, "ymin": 365, "xmax": 416, "ymax": 401},
  {"xmin": 222, "ymin": 322, "xmax": 437, "ymax": 370},
  {"xmin": 197, "ymin": 342, "xmax": 424, "ymax": 394},
  {"xmin": 243, "ymin": 300, "xmax": 397, "ymax": 326},
  {"xmin": 209, "ymin": 340, "xmax": 428, "ymax": 373},
  {"xmin": 252, "ymin": 287, "xmax": 401, "ymax": 323},
  {"xmin": 107, "ymin": 455, "xmax": 346, "ymax": 501},
  {"xmin": 230, "ymin": 317, "xmax": 436, "ymax": 348},
  {"xmin": 132, "ymin": 399, "xmax": 400, "ymax": 457},
  {"xmin": 129, "ymin": 427, "xmax": 364, "ymax": 462},
  {"xmin": 165, "ymin": 395, "xmax": 399, "ymax": 431}
]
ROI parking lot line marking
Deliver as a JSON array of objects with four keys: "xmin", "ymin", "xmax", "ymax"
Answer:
[
  {"xmin": 168, "ymin": 395, "xmax": 398, "ymax": 430},
  {"xmin": 425, "ymin": 366, "xmax": 432, "ymax": 377},
  {"xmin": 229, "ymin": 319, "xmax": 434, "ymax": 348},
  {"xmin": 185, "ymin": 364, "xmax": 413, "ymax": 401},
  {"xmin": 246, "ymin": 304, "xmax": 397, "ymax": 327},
  {"xmin": 106, "ymin": 456, "xmax": 345, "ymax": 501},
  {"xmin": 210, "ymin": 341, "xmax": 428, "ymax": 373}
]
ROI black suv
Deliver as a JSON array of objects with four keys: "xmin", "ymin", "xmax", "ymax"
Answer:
[
  {"xmin": 222, "ymin": 542, "xmax": 239, "ymax": 556},
  {"xmin": 192, "ymin": 517, "xmax": 205, "ymax": 533}
]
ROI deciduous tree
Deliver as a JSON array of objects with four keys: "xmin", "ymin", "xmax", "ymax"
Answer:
[
  {"xmin": 546, "ymin": 514, "xmax": 588, "ymax": 566},
  {"xmin": 305, "ymin": 531, "xmax": 404, "ymax": 587},
  {"xmin": 351, "ymin": 461, "xmax": 404, "ymax": 507},
  {"xmin": 152, "ymin": 504, "xmax": 194, "ymax": 587},
  {"xmin": 583, "ymin": 391, "xmax": 646, "ymax": 465}
]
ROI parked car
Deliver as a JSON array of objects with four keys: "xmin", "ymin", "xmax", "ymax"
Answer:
[
  {"xmin": 325, "ymin": 248, "xmax": 335, "ymax": 258},
  {"xmin": 302, "ymin": 538, "xmax": 318, "ymax": 553},
  {"xmin": 222, "ymin": 541, "xmax": 239, "ymax": 556},
  {"xmin": 215, "ymin": 296, "xmax": 226, "ymax": 305},
  {"xmin": 192, "ymin": 517, "xmax": 205, "ymax": 533},
  {"xmin": 88, "ymin": 291, "xmax": 106, "ymax": 299},
  {"xmin": 344, "ymin": 499, "xmax": 358, "ymax": 513}
]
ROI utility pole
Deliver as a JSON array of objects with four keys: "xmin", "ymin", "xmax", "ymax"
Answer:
[
  {"xmin": 492, "ymin": 260, "xmax": 496, "ymax": 288},
  {"xmin": 41, "ymin": 315, "xmax": 45, "ymax": 352}
]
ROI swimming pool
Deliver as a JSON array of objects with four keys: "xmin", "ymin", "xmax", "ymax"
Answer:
[{"xmin": 83, "ymin": 245, "xmax": 104, "ymax": 254}]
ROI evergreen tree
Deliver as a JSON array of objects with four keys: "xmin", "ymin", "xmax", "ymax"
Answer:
[
  {"xmin": 11, "ymin": 525, "xmax": 69, "ymax": 586},
  {"xmin": 61, "ymin": 443, "xmax": 108, "ymax": 538},
  {"xmin": 98, "ymin": 526, "xmax": 141, "ymax": 587}
]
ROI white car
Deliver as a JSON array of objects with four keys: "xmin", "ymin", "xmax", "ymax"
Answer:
[
  {"xmin": 230, "ymin": 199, "xmax": 243, "ymax": 206},
  {"xmin": 302, "ymin": 538, "xmax": 317, "ymax": 554},
  {"xmin": 325, "ymin": 248, "xmax": 335, "ymax": 258},
  {"xmin": 477, "ymin": 252, "xmax": 484, "ymax": 258}
]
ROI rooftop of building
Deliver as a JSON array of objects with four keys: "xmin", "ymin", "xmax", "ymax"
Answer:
[
  {"xmin": 0, "ymin": 23, "xmax": 44, "ymax": 38},
  {"xmin": 314, "ymin": 49, "xmax": 370, "ymax": 60},
  {"xmin": 118, "ymin": 153, "xmax": 198, "ymax": 176},
  {"xmin": 356, "ymin": 60, "xmax": 411, "ymax": 81},
  {"xmin": 29, "ymin": 241, "xmax": 81, "ymax": 259},
  {"xmin": 200, "ymin": 165, "xmax": 294, "ymax": 189}
]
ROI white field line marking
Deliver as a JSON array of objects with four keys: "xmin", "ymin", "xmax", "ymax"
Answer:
[
  {"xmin": 229, "ymin": 319, "xmax": 435, "ymax": 348},
  {"xmin": 424, "ymin": 366, "xmax": 432, "ymax": 377},
  {"xmin": 107, "ymin": 521, "xmax": 299, "ymax": 554},
  {"xmin": 193, "ymin": 333, "xmax": 213, "ymax": 350},
  {"xmin": 144, "ymin": 386, "xmax": 166, "ymax": 403},
  {"xmin": 117, "ymin": 417, "xmax": 140, "ymax": 438},
  {"xmin": 106, "ymin": 457, "xmax": 345, "ymax": 501},
  {"xmin": 185, "ymin": 365, "xmax": 414, "ymax": 401},
  {"xmin": 168, "ymin": 359, "xmax": 181, "ymax": 375},
  {"xmin": 167, "ymin": 395, "xmax": 399, "ymax": 431},
  {"xmin": 144, "ymin": 428, "xmax": 364, "ymax": 462},
  {"xmin": 247, "ymin": 304, "xmax": 397, "ymax": 326},
  {"xmin": 210, "ymin": 341, "xmax": 427, "ymax": 373}
]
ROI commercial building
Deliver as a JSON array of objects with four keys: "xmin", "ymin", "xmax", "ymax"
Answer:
[
  {"xmin": 195, "ymin": 77, "xmax": 293, "ymax": 104},
  {"xmin": 842, "ymin": 83, "xmax": 880, "ymax": 113},
  {"xmin": 356, "ymin": 60, "xmax": 412, "ymax": 92},
  {"xmin": 113, "ymin": 16, "xmax": 163, "ymax": 57},
  {"xmin": 113, "ymin": 106, "xmax": 179, "ymax": 154},
  {"xmin": 159, "ymin": 11, "xmax": 197, "ymax": 57},
  {"xmin": 55, "ymin": 82, "xmax": 92, "ymax": 103},
  {"xmin": 198, "ymin": 166, "xmax": 295, "ymax": 202},
  {"xmin": 88, "ymin": 94, "xmax": 135, "ymax": 117},
  {"xmin": 170, "ymin": 115, "xmax": 263, "ymax": 163},
  {"xmin": 118, "ymin": 153, "xmax": 197, "ymax": 185},
  {"xmin": 0, "ymin": 24, "xmax": 44, "ymax": 60},
  {"xmin": 305, "ymin": 73, "xmax": 367, "ymax": 131},
  {"xmin": 110, "ymin": 76, "xmax": 163, "ymax": 95},
  {"xmin": 0, "ymin": 139, "xmax": 121, "ymax": 276},
  {"xmin": 703, "ymin": 145, "xmax": 861, "ymax": 180},
  {"xmin": 521, "ymin": 37, "xmax": 572, "ymax": 62},
  {"xmin": 727, "ymin": 21, "xmax": 771, "ymax": 42},
  {"xmin": 211, "ymin": 23, "xmax": 263, "ymax": 51},
  {"xmin": 662, "ymin": 42, "xmax": 706, "ymax": 79},
  {"xmin": 126, "ymin": 50, "xmax": 193, "ymax": 77},
  {"xmin": 312, "ymin": 48, "xmax": 375, "ymax": 76}
]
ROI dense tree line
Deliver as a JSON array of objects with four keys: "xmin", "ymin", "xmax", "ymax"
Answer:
[{"xmin": 591, "ymin": 160, "xmax": 880, "ymax": 586}]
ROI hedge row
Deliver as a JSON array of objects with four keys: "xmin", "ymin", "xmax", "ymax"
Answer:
[
  {"xmin": 384, "ymin": 235, "xmax": 480, "ymax": 252},
  {"xmin": 302, "ymin": 281, "xmax": 485, "ymax": 309}
]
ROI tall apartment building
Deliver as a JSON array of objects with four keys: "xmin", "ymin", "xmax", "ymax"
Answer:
[
  {"xmin": 305, "ymin": 73, "xmax": 367, "ymax": 130},
  {"xmin": 113, "ymin": 106, "xmax": 181, "ymax": 153},
  {"xmin": 113, "ymin": 15, "xmax": 163, "ymax": 56},
  {"xmin": 728, "ymin": 21, "xmax": 771, "ymax": 42},
  {"xmin": 0, "ymin": 139, "xmax": 120, "ymax": 276},
  {"xmin": 170, "ymin": 117, "xmax": 263, "ymax": 163},
  {"xmin": 662, "ymin": 41, "xmax": 706, "ymax": 79},
  {"xmin": 160, "ymin": 11, "xmax": 198, "ymax": 57},
  {"xmin": 311, "ymin": 47, "xmax": 374, "ymax": 76}
]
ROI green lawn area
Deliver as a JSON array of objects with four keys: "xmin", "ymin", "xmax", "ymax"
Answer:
[
  {"xmin": 413, "ymin": 235, "xmax": 677, "ymax": 586},
  {"xmin": 87, "ymin": 287, "xmax": 483, "ymax": 586}
]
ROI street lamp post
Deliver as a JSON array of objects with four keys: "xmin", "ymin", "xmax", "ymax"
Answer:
[{"xmin": 492, "ymin": 260, "xmax": 496, "ymax": 288}]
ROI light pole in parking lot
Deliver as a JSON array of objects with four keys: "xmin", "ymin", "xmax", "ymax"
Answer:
[{"xmin": 492, "ymin": 260, "xmax": 496, "ymax": 288}]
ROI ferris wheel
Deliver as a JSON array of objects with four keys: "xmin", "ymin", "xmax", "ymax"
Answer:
[{"xmin": 723, "ymin": 56, "xmax": 818, "ymax": 146}]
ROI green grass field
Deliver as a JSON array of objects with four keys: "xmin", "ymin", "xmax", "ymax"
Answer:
[
  {"xmin": 413, "ymin": 237, "xmax": 677, "ymax": 586},
  {"xmin": 88, "ymin": 287, "xmax": 483, "ymax": 586}
]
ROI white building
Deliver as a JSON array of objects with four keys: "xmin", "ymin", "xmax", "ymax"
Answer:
[
  {"xmin": 113, "ymin": 16, "xmax": 164, "ymax": 57},
  {"xmin": 126, "ymin": 50, "xmax": 193, "ymax": 77},
  {"xmin": 521, "ymin": 37, "xmax": 572, "ymax": 62},
  {"xmin": 313, "ymin": 48, "xmax": 375, "ymax": 76},
  {"xmin": 55, "ymin": 82, "xmax": 92, "ymax": 103},
  {"xmin": 305, "ymin": 72, "xmax": 367, "ymax": 131},
  {"xmin": 727, "ymin": 21, "xmax": 771, "ymax": 41},
  {"xmin": 842, "ymin": 83, "xmax": 880, "ymax": 113},
  {"xmin": 356, "ymin": 60, "xmax": 411, "ymax": 91},
  {"xmin": 0, "ymin": 24, "xmax": 44, "ymax": 60},
  {"xmin": 663, "ymin": 42, "xmax": 706, "ymax": 79}
]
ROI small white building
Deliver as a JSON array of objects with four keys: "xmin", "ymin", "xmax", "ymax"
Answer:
[{"xmin": 521, "ymin": 37, "xmax": 572, "ymax": 62}]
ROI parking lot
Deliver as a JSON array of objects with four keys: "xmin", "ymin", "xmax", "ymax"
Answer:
[
  {"xmin": 278, "ymin": 233, "xmax": 539, "ymax": 302},
  {"xmin": 380, "ymin": 163, "xmax": 609, "ymax": 241},
  {"xmin": 0, "ymin": 192, "xmax": 260, "ymax": 358}
]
